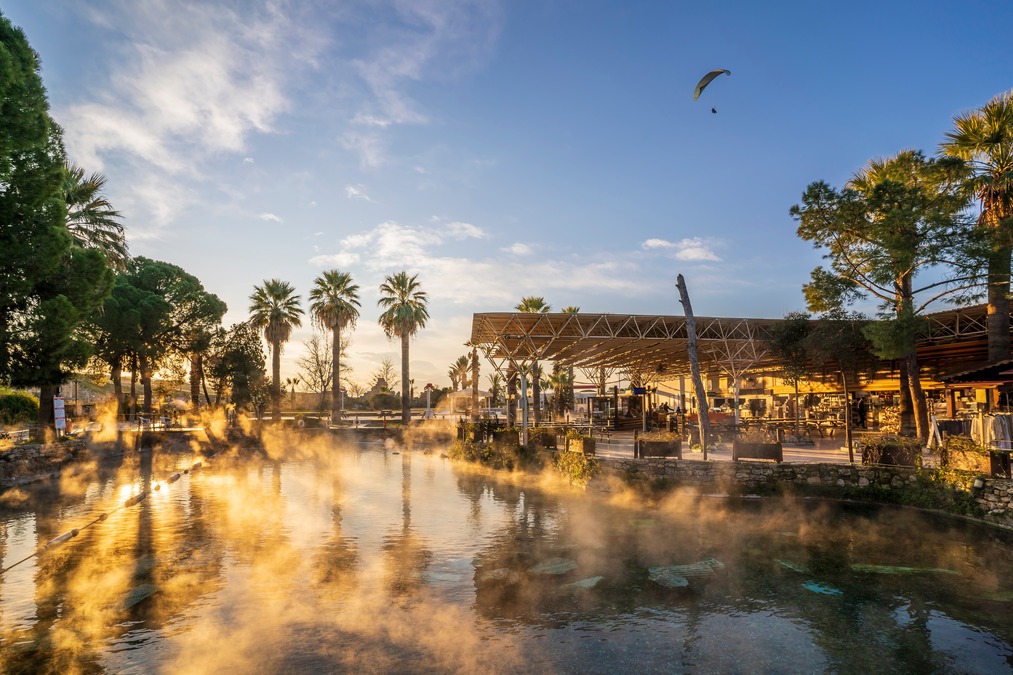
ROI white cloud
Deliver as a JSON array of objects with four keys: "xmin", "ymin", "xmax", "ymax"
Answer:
[
  {"xmin": 339, "ymin": 0, "xmax": 505, "ymax": 165},
  {"xmin": 503, "ymin": 242, "xmax": 532, "ymax": 255},
  {"xmin": 643, "ymin": 238, "xmax": 675, "ymax": 249},
  {"xmin": 443, "ymin": 221, "xmax": 485, "ymax": 239},
  {"xmin": 259, "ymin": 213, "xmax": 282, "ymax": 222},
  {"xmin": 642, "ymin": 237, "xmax": 721, "ymax": 262},
  {"xmin": 312, "ymin": 220, "xmax": 643, "ymax": 309},
  {"xmin": 310, "ymin": 252, "xmax": 361, "ymax": 267},
  {"xmin": 61, "ymin": 2, "xmax": 312, "ymax": 172},
  {"xmin": 345, "ymin": 184, "xmax": 374, "ymax": 202},
  {"xmin": 55, "ymin": 0, "xmax": 330, "ymax": 238},
  {"xmin": 341, "ymin": 131, "xmax": 387, "ymax": 169}
]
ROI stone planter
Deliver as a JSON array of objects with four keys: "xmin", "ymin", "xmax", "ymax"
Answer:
[
  {"xmin": 861, "ymin": 443, "xmax": 921, "ymax": 468},
  {"xmin": 732, "ymin": 440, "xmax": 783, "ymax": 462},
  {"xmin": 528, "ymin": 428, "xmax": 558, "ymax": 450},
  {"xmin": 492, "ymin": 429, "xmax": 519, "ymax": 448},
  {"xmin": 566, "ymin": 436, "xmax": 596, "ymax": 456},
  {"xmin": 941, "ymin": 446, "xmax": 991, "ymax": 474},
  {"xmin": 637, "ymin": 440, "xmax": 682, "ymax": 459}
]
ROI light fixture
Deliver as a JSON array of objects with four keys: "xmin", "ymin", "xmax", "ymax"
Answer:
[{"xmin": 972, "ymin": 476, "xmax": 985, "ymax": 490}]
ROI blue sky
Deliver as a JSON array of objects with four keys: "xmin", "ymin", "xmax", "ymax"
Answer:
[{"xmin": 5, "ymin": 0, "xmax": 1012, "ymax": 390}]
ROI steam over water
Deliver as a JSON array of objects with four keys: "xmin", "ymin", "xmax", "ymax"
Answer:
[{"xmin": 1, "ymin": 440, "xmax": 1012, "ymax": 673}]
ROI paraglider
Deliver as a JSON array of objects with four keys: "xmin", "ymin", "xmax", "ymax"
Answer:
[{"xmin": 693, "ymin": 69, "xmax": 730, "ymax": 101}]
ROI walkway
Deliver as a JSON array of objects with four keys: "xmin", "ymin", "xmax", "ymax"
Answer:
[{"xmin": 592, "ymin": 429, "xmax": 939, "ymax": 466}]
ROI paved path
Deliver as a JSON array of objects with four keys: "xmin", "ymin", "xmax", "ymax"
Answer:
[{"xmin": 592, "ymin": 429, "xmax": 939, "ymax": 466}]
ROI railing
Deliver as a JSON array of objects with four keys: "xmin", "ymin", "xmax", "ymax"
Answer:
[{"xmin": 0, "ymin": 428, "xmax": 34, "ymax": 443}]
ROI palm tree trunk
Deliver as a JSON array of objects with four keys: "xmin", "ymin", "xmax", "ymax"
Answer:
[
  {"xmin": 271, "ymin": 339, "xmax": 281, "ymax": 422},
  {"xmin": 987, "ymin": 248, "xmax": 1012, "ymax": 363},
  {"xmin": 401, "ymin": 334, "xmax": 411, "ymax": 424},
  {"xmin": 332, "ymin": 325, "xmax": 341, "ymax": 421},
  {"xmin": 506, "ymin": 366, "xmax": 517, "ymax": 426},
  {"xmin": 532, "ymin": 360, "xmax": 541, "ymax": 425},
  {"xmin": 471, "ymin": 347, "xmax": 479, "ymax": 421}
]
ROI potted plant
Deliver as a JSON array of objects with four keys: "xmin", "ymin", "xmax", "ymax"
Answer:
[
  {"xmin": 732, "ymin": 428, "xmax": 783, "ymax": 462},
  {"xmin": 565, "ymin": 428, "xmax": 596, "ymax": 456},
  {"xmin": 940, "ymin": 435, "xmax": 990, "ymax": 473},
  {"xmin": 492, "ymin": 426, "xmax": 520, "ymax": 448},
  {"xmin": 858, "ymin": 435, "xmax": 922, "ymax": 467},
  {"xmin": 636, "ymin": 430, "xmax": 682, "ymax": 459}
]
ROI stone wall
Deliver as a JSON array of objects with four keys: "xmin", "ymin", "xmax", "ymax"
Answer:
[
  {"xmin": 599, "ymin": 457, "xmax": 1013, "ymax": 529},
  {"xmin": 0, "ymin": 439, "xmax": 87, "ymax": 488}
]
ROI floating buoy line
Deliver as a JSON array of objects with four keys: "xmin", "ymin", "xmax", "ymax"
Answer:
[{"xmin": 0, "ymin": 459, "xmax": 206, "ymax": 576}]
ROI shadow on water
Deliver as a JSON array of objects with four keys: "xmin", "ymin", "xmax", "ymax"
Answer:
[
  {"xmin": 1, "ymin": 447, "xmax": 230, "ymax": 674},
  {"xmin": 1, "ymin": 441, "xmax": 1012, "ymax": 673}
]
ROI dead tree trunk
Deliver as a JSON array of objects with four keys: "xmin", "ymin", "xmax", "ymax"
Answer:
[{"xmin": 676, "ymin": 274, "xmax": 711, "ymax": 458}]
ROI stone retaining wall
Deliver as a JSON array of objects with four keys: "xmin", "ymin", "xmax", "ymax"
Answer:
[
  {"xmin": 0, "ymin": 439, "xmax": 87, "ymax": 488},
  {"xmin": 599, "ymin": 457, "xmax": 1013, "ymax": 528}
]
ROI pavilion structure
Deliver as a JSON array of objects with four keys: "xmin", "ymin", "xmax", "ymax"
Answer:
[{"xmin": 469, "ymin": 304, "xmax": 1008, "ymax": 399}]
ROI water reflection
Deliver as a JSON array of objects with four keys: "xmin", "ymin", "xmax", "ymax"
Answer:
[{"xmin": 0, "ymin": 442, "xmax": 1010, "ymax": 674}]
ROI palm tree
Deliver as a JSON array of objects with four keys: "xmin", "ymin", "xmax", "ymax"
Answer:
[
  {"xmin": 941, "ymin": 90, "xmax": 1013, "ymax": 363},
  {"xmin": 249, "ymin": 279, "xmax": 303, "ymax": 422},
  {"xmin": 309, "ymin": 270, "xmax": 361, "ymax": 422},
  {"xmin": 516, "ymin": 296, "xmax": 550, "ymax": 424},
  {"xmin": 450, "ymin": 355, "xmax": 470, "ymax": 391},
  {"xmin": 378, "ymin": 271, "xmax": 430, "ymax": 424},
  {"xmin": 561, "ymin": 306, "xmax": 580, "ymax": 416},
  {"xmin": 487, "ymin": 373, "xmax": 502, "ymax": 406},
  {"xmin": 285, "ymin": 376, "xmax": 301, "ymax": 407},
  {"xmin": 63, "ymin": 163, "xmax": 129, "ymax": 270}
]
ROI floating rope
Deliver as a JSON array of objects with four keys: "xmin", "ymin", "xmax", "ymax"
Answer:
[{"xmin": 0, "ymin": 460, "xmax": 205, "ymax": 576}]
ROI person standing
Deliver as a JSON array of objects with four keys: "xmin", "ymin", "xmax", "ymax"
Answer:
[{"xmin": 856, "ymin": 396, "xmax": 867, "ymax": 429}]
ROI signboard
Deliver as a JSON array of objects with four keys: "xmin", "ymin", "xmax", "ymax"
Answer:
[
  {"xmin": 339, "ymin": 386, "xmax": 347, "ymax": 393},
  {"xmin": 632, "ymin": 387, "xmax": 647, "ymax": 395},
  {"xmin": 53, "ymin": 396, "xmax": 67, "ymax": 431}
]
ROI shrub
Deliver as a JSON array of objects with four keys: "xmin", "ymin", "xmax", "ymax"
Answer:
[
  {"xmin": 0, "ymin": 390, "xmax": 39, "ymax": 426},
  {"xmin": 940, "ymin": 435, "xmax": 990, "ymax": 472},
  {"xmin": 448, "ymin": 437, "xmax": 547, "ymax": 472},
  {"xmin": 527, "ymin": 426, "xmax": 557, "ymax": 449},
  {"xmin": 368, "ymin": 392, "xmax": 401, "ymax": 411},
  {"xmin": 637, "ymin": 429, "xmax": 681, "ymax": 442},
  {"xmin": 858, "ymin": 435, "xmax": 923, "ymax": 467},
  {"xmin": 737, "ymin": 427, "xmax": 774, "ymax": 443},
  {"xmin": 553, "ymin": 449, "xmax": 599, "ymax": 486}
]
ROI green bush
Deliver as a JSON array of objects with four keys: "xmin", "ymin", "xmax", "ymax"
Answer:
[
  {"xmin": 448, "ymin": 437, "xmax": 546, "ymax": 472},
  {"xmin": 0, "ymin": 390, "xmax": 39, "ymax": 426},
  {"xmin": 553, "ymin": 449, "xmax": 599, "ymax": 486},
  {"xmin": 368, "ymin": 392, "xmax": 400, "ymax": 411},
  {"xmin": 857, "ymin": 435, "xmax": 923, "ymax": 467}
]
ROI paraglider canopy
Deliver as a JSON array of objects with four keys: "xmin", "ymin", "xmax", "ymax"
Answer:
[{"xmin": 693, "ymin": 69, "xmax": 730, "ymax": 100}]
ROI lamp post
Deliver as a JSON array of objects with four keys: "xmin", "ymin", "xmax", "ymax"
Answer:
[{"xmin": 424, "ymin": 383, "xmax": 435, "ymax": 419}]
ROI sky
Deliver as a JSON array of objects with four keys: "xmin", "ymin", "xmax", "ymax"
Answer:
[{"xmin": 4, "ymin": 0, "xmax": 1013, "ymax": 391}]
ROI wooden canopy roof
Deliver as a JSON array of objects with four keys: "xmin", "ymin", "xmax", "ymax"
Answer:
[{"xmin": 469, "ymin": 304, "xmax": 1004, "ymax": 382}]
